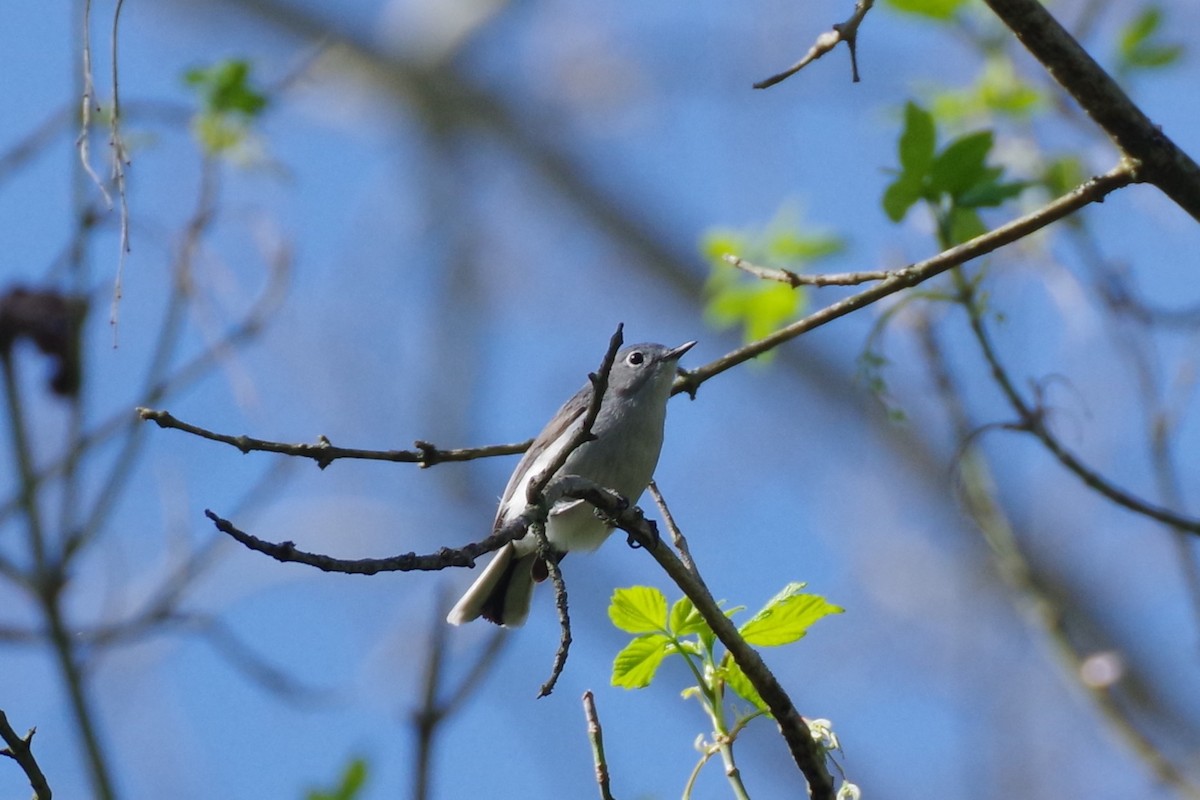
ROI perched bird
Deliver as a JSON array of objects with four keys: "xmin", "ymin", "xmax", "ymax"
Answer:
[{"xmin": 447, "ymin": 340, "xmax": 696, "ymax": 626}]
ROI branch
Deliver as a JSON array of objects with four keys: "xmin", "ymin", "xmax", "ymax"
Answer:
[
  {"xmin": 582, "ymin": 691, "xmax": 617, "ymax": 800},
  {"xmin": 535, "ymin": 519, "xmax": 572, "ymax": 699},
  {"xmin": 138, "ymin": 408, "xmax": 531, "ymax": 469},
  {"xmin": 980, "ymin": 0, "xmax": 1200, "ymax": 221},
  {"xmin": 724, "ymin": 254, "xmax": 895, "ymax": 287},
  {"xmin": 0, "ymin": 710, "xmax": 52, "ymax": 800},
  {"xmin": 673, "ymin": 162, "xmax": 1135, "ymax": 398},
  {"xmin": 961, "ymin": 285, "xmax": 1200, "ymax": 536},
  {"xmin": 915, "ymin": 311, "xmax": 1200, "ymax": 794},
  {"xmin": 204, "ymin": 507, "xmax": 533, "ymax": 573},
  {"xmin": 754, "ymin": 0, "xmax": 874, "ymax": 88}
]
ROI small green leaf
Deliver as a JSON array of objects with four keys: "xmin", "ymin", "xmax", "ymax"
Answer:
[
  {"xmin": 898, "ymin": 102, "xmax": 936, "ymax": 177},
  {"xmin": 739, "ymin": 583, "xmax": 843, "ymax": 647},
  {"xmin": 768, "ymin": 230, "xmax": 844, "ymax": 262},
  {"xmin": 946, "ymin": 206, "xmax": 987, "ymax": 245},
  {"xmin": 669, "ymin": 596, "xmax": 707, "ymax": 637},
  {"xmin": 701, "ymin": 231, "xmax": 747, "ymax": 265},
  {"xmin": 882, "ymin": 174, "xmax": 923, "ymax": 222},
  {"xmin": 184, "ymin": 59, "xmax": 267, "ymax": 116},
  {"xmin": 1041, "ymin": 157, "xmax": 1085, "ymax": 197},
  {"xmin": 612, "ymin": 634, "xmax": 672, "ymax": 688},
  {"xmin": 885, "ymin": 0, "xmax": 966, "ymax": 20},
  {"xmin": 307, "ymin": 758, "xmax": 368, "ymax": 800},
  {"xmin": 957, "ymin": 177, "xmax": 1028, "ymax": 208},
  {"xmin": 721, "ymin": 655, "xmax": 770, "ymax": 714},
  {"xmin": 609, "ymin": 586, "xmax": 668, "ymax": 634},
  {"xmin": 1117, "ymin": 6, "xmax": 1183, "ymax": 72},
  {"xmin": 928, "ymin": 131, "xmax": 994, "ymax": 198}
]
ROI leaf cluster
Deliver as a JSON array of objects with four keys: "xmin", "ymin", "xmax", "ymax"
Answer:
[
  {"xmin": 701, "ymin": 209, "xmax": 844, "ymax": 348},
  {"xmin": 883, "ymin": 102, "xmax": 1027, "ymax": 245},
  {"xmin": 183, "ymin": 59, "xmax": 269, "ymax": 155},
  {"xmin": 610, "ymin": 583, "xmax": 842, "ymax": 711}
]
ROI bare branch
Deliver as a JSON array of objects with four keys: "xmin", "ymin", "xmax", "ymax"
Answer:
[
  {"xmin": 648, "ymin": 480, "xmax": 698, "ymax": 578},
  {"xmin": 961, "ymin": 284, "xmax": 1200, "ymax": 536},
  {"xmin": 582, "ymin": 691, "xmax": 617, "ymax": 800},
  {"xmin": 0, "ymin": 709, "xmax": 52, "ymax": 800},
  {"xmin": 137, "ymin": 408, "xmax": 531, "ymax": 469},
  {"xmin": 724, "ymin": 254, "xmax": 895, "ymax": 287},
  {"xmin": 204, "ymin": 507, "xmax": 531, "ymax": 573},
  {"xmin": 535, "ymin": 519, "xmax": 572, "ymax": 699},
  {"xmin": 754, "ymin": 0, "xmax": 874, "ymax": 88}
]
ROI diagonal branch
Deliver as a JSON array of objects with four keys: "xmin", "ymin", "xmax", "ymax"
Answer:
[{"xmin": 980, "ymin": 0, "xmax": 1200, "ymax": 220}]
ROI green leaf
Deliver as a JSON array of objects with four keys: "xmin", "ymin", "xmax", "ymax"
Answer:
[
  {"xmin": 1041, "ymin": 156, "xmax": 1085, "ymax": 197},
  {"xmin": 307, "ymin": 758, "xmax": 368, "ymax": 800},
  {"xmin": 928, "ymin": 131, "xmax": 994, "ymax": 198},
  {"xmin": 609, "ymin": 586, "xmax": 668, "ymax": 634},
  {"xmin": 721, "ymin": 655, "xmax": 770, "ymax": 714},
  {"xmin": 946, "ymin": 206, "xmax": 987, "ymax": 245},
  {"xmin": 669, "ymin": 595, "xmax": 707, "ymax": 637},
  {"xmin": 957, "ymin": 177, "xmax": 1028, "ymax": 208},
  {"xmin": 739, "ymin": 583, "xmax": 843, "ymax": 647},
  {"xmin": 1121, "ymin": 5, "xmax": 1163, "ymax": 51},
  {"xmin": 931, "ymin": 58, "xmax": 1044, "ymax": 122},
  {"xmin": 1117, "ymin": 6, "xmax": 1183, "ymax": 72},
  {"xmin": 612, "ymin": 634, "xmax": 672, "ymax": 688},
  {"xmin": 898, "ymin": 102, "xmax": 936, "ymax": 177},
  {"xmin": 768, "ymin": 230, "xmax": 845, "ymax": 262},
  {"xmin": 701, "ymin": 230, "xmax": 747, "ymax": 265},
  {"xmin": 882, "ymin": 174, "xmax": 924, "ymax": 222},
  {"xmin": 704, "ymin": 280, "xmax": 803, "ymax": 346},
  {"xmin": 184, "ymin": 59, "xmax": 267, "ymax": 116},
  {"xmin": 885, "ymin": 0, "xmax": 966, "ymax": 20}
]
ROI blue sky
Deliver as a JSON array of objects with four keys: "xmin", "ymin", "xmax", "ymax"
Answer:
[{"xmin": 2, "ymin": 0, "xmax": 1200, "ymax": 798}]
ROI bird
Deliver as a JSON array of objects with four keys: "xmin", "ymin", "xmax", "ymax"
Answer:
[{"xmin": 447, "ymin": 340, "xmax": 695, "ymax": 626}]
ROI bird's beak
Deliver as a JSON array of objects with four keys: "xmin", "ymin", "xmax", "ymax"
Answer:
[{"xmin": 666, "ymin": 340, "xmax": 697, "ymax": 361}]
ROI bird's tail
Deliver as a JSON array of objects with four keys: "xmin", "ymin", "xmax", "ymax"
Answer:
[{"xmin": 446, "ymin": 542, "xmax": 538, "ymax": 627}]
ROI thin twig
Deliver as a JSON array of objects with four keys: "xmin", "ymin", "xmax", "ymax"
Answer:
[
  {"xmin": 0, "ymin": 709, "xmax": 52, "ymax": 800},
  {"xmin": 108, "ymin": 0, "xmax": 130, "ymax": 340},
  {"xmin": 536, "ymin": 519, "xmax": 572, "ymax": 698},
  {"xmin": 582, "ymin": 691, "xmax": 616, "ymax": 800},
  {"xmin": 724, "ymin": 254, "xmax": 895, "ymax": 287},
  {"xmin": 754, "ymin": 0, "xmax": 875, "ymax": 88},
  {"xmin": 77, "ymin": 0, "xmax": 112, "ymax": 207},
  {"xmin": 137, "ymin": 407, "xmax": 531, "ymax": 469},
  {"xmin": 648, "ymin": 481, "xmax": 698, "ymax": 578},
  {"xmin": 413, "ymin": 585, "xmax": 449, "ymax": 800},
  {"xmin": 961, "ymin": 285, "xmax": 1200, "ymax": 536}
]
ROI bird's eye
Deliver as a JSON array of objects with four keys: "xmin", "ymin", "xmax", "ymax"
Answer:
[{"xmin": 626, "ymin": 351, "xmax": 645, "ymax": 366}]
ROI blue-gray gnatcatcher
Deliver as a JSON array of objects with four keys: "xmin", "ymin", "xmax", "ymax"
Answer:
[{"xmin": 447, "ymin": 339, "xmax": 696, "ymax": 627}]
